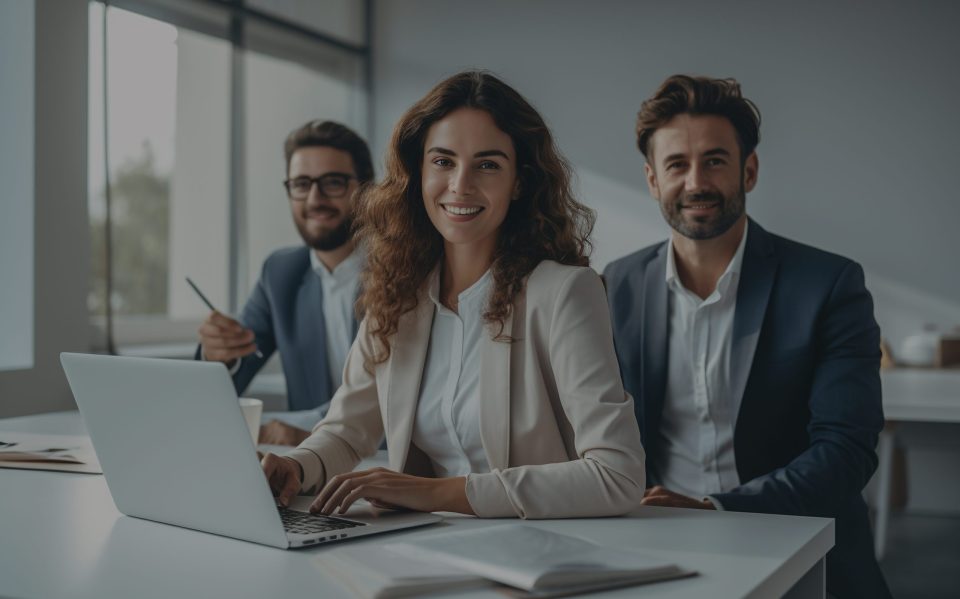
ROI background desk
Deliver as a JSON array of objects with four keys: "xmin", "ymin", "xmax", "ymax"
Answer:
[
  {"xmin": 874, "ymin": 369, "xmax": 960, "ymax": 559},
  {"xmin": 0, "ymin": 412, "xmax": 833, "ymax": 598}
]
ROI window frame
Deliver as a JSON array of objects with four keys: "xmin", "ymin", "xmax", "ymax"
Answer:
[{"xmin": 87, "ymin": 0, "xmax": 372, "ymax": 352}]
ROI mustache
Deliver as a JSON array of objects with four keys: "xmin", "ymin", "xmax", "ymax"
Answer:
[
  {"xmin": 304, "ymin": 205, "xmax": 341, "ymax": 217},
  {"xmin": 677, "ymin": 191, "xmax": 725, "ymax": 207}
]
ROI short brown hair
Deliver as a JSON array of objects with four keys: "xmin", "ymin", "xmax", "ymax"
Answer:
[
  {"xmin": 636, "ymin": 75, "xmax": 761, "ymax": 164},
  {"xmin": 283, "ymin": 120, "xmax": 374, "ymax": 184}
]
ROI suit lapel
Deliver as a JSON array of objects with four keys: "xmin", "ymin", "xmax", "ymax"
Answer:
[
  {"xmin": 732, "ymin": 219, "xmax": 778, "ymax": 426},
  {"xmin": 640, "ymin": 243, "xmax": 669, "ymax": 445},
  {"xmin": 295, "ymin": 271, "xmax": 332, "ymax": 411},
  {"xmin": 386, "ymin": 296, "xmax": 433, "ymax": 473},
  {"xmin": 478, "ymin": 287, "xmax": 518, "ymax": 471}
]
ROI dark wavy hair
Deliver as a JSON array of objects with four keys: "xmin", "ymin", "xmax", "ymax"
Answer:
[
  {"xmin": 636, "ymin": 75, "xmax": 761, "ymax": 165},
  {"xmin": 356, "ymin": 70, "xmax": 594, "ymax": 365}
]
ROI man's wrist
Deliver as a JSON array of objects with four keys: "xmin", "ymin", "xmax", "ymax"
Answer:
[
  {"xmin": 704, "ymin": 495, "xmax": 724, "ymax": 510},
  {"xmin": 200, "ymin": 346, "xmax": 241, "ymax": 374}
]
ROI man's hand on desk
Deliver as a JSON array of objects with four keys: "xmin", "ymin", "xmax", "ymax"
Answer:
[
  {"xmin": 259, "ymin": 420, "xmax": 311, "ymax": 446},
  {"xmin": 641, "ymin": 485, "xmax": 716, "ymax": 509},
  {"xmin": 198, "ymin": 311, "xmax": 257, "ymax": 364},
  {"xmin": 309, "ymin": 468, "xmax": 476, "ymax": 516},
  {"xmin": 260, "ymin": 452, "xmax": 302, "ymax": 507}
]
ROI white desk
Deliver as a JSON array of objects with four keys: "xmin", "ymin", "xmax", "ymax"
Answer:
[
  {"xmin": 881, "ymin": 369, "xmax": 960, "ymax": 424},
  {"xmin": 874, "ymin": 369, "xmax": 960, "ymax": 559},
  {"xmin": 0, "ymin": 412, "xmax": 833, "ymax": 599}
]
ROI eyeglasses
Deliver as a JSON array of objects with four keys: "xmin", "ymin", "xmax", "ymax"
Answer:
[{"xmin": 283, "ymin": 173, "xmax": 355, "ymax": 200}]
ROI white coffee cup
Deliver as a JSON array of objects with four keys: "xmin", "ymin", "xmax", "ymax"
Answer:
[{"xmin": 238, "ymin": 398, "xmax": 263, "ymax": 445}]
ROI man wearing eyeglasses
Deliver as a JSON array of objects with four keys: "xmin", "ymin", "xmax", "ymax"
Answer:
[{"xmin": 196, "ymin": 120, "xmax": 374, "ymax": 445}]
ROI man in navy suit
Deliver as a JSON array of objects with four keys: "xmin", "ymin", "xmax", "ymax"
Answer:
[
  {"xmin": 603, "ymin": 75, "xmax": 890, "ymax": 598},
  {"xmin": 197, "ymin": 121, "xmax": 373, "ymax": 445}
]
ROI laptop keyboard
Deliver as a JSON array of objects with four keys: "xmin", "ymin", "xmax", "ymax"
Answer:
[{"xmin": 278, "ymin": 507, "xmax": 366, "ymax": 535}]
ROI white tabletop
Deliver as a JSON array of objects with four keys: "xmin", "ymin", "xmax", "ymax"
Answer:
[
  {"xmin": 0, "ymin": 412, "xmax": 833, "ymax": 599},
  {"xmin": 881, "ymin": 368, "xmax": 960, "ymax": 423}
]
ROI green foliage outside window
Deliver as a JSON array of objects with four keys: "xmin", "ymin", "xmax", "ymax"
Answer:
[{"xmin": 89, "ymin": 142, "xmax": 170, "ymax": 317}]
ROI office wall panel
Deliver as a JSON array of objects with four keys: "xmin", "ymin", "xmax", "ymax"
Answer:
[
  {"xmin": 0, "ymin": 0, "xmax": 89, "ymax": 417},
  {"xmin": 0, "ymin": 1, "xmax": 35, "ymax": 372}
]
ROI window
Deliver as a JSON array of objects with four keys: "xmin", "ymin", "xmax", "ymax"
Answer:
[
  {"xmin": 87, "ymin": 0, "xmax": 369, "ymax": 349},
  {"xmin": 243, "ymin": 24, "xmax": 367, "ymax": 292}
]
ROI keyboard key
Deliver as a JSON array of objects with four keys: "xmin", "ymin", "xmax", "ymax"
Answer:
[{"xmin": 278, "ymin": 507, "xmax": 365, "ymax": 535}]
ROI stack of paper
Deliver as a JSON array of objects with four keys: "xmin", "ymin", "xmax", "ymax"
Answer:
[
  {"xmin": 0, "ymin": 432, "xmax": 102, "ymax": 474},
  {"xmin": 384, "ymin": 524, "xmax": 694, "ymax": 596},
  {"xmin": 315, "ymin": 524, "xmax": 693, "ymax": 598}
]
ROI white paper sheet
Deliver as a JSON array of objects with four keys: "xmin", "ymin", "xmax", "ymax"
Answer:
[{"xmin": 0, "ymin": 432, "xmax": 102, "ymax": 474}]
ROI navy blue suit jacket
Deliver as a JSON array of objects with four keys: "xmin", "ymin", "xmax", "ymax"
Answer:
[
  {"xmin": 196, "ymin": 246, "xmax": 358, "ymax": 413},
  {"xmin": 603, "ymin": 219, "xmax": 890, "ymax": 599}
]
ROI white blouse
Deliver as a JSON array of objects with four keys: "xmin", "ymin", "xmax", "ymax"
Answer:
[{"xmin": 411, "ymin": 268, "xmax": 493, "ymax": 478}]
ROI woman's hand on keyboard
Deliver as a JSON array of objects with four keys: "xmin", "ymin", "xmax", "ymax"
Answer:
[
  {"xmin": 260, "ymin": 452, "xmax": 303, "ymax": 507},
  {"xmin": 310, "ymin": 467, "xmax": 475, "ymax": 516}
]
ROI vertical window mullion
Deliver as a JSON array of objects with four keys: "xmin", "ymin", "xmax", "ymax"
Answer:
[{"xmin": 228, "ymin": 5, "xmax": 246, "ymax": 314}]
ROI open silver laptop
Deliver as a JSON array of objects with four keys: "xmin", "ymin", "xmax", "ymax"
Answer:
[{"xmin": 60, "ymin": 352, "xmax": 441, "ymax": 549}]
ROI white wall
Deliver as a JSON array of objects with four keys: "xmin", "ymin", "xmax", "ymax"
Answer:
[
  {"xmin": 0, "ymin": 0, "xmax": 91, "ymax": 417},
  {"xmin": 371, "ymin": 0, "xmax": 960, "ymax": 352}
]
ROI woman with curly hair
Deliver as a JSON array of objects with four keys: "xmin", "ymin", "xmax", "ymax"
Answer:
[{"xmin": 261, "ymin": 71, "xmax": 646, "ymax": 518}]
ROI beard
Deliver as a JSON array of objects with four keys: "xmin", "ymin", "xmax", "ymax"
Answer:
[
  {"xmin": 295, "ymin": 210, "xmax": 354, "ymax": 251},
  {"xmin": 661, "ymin": 185, "xmax": 746, "ymax": 241}
]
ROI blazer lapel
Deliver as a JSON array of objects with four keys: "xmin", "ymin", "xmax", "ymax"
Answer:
[
  {"xmin": 478, "ymin": 287, "xmax": 518, "ymax": 472},
  {"xmin": 295, "ymin": 271, "xmax": 332, "ymax": 411},
  {"xmin": 640, "ymin": 243, "xmax": 669, "ymax": 446},
  {"xmin": 732, "ymin": 219, "xmax": 778, "ymax": 426},
  {"xmin": 350, "ymin": 286, "xmax": 361, "ymax": 340},
  {"xmin": 386, "ymin": 296, "xmax": 433, "ymax": 473}
]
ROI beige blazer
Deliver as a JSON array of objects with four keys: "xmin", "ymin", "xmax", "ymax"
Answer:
[{"xmin": 286, "ymin": 261, "xmax": 646, "ymax": 518}]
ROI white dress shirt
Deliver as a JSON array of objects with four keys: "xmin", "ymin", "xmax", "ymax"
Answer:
[
  {"xmin": 209, "ymin": 249, "xmax": 363, "ymax": 431},
  {"xmin": 264, "ymin": 249, "xmax": 362, "ymax": 431},
  {"xmin": 655, "ymin": 227, "xmax": 750, "ymax": 502},
  {"xmin": 309, "ymin": 248, "xmax": 363, "ymax": 391},
  {"xmin": 411, "ymin": 268, "xmax": 493, "ymax": 478}
]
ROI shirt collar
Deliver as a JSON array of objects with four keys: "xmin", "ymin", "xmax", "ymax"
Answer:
[
  {"xmin": 665, "ymin": 222, "xmax": 749, "ymax": 296},
  {"xmin": 427, "ymin": 265, "xmax": 494, "ymax": 311},
  {"xmin": 310, "ymin": 246, "xmax": 364, "ymax": 284}
]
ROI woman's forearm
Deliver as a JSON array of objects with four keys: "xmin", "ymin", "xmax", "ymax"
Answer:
[{"xmin": 436, "ymin": 476, "xmax": 476, "ymax": 515}]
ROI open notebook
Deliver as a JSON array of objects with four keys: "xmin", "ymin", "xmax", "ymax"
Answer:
[{"xmin": 317, "ymin": 523, "xmax": 694, "ymax": 598}]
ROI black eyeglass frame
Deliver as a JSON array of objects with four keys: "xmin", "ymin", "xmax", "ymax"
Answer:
[{"xmin": 283, "ymin": 172, "xmax": 357, "ymax": 200}]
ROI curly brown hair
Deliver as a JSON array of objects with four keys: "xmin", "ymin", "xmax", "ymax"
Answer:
[{"xmin": 356, "ymin": 70, "xmax": 595, "ymax": 366}]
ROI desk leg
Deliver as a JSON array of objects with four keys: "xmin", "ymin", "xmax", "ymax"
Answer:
[
  {"xmin": 874, "ymin": 425, "xmax": 896, "ymax": 562},
  {"xmin": 783, "ymin": 557, "xmax": 826, "ymax": 599}
]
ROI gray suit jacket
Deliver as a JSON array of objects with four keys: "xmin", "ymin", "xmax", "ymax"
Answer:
[{"xmin": 196, "ymin": 246, "xmax": 359, "ymax": 412}]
